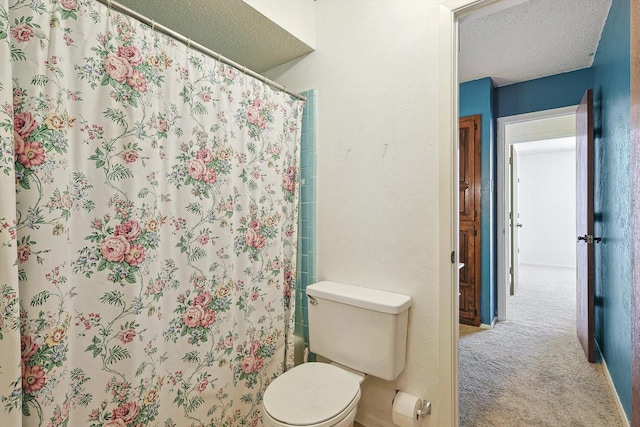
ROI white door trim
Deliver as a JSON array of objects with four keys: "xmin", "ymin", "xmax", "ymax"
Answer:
[
  {"xmin": 496, "ymin": 106, "xmax": 578, "ymax": 321},
  {"xmin": 438, "ymin": 1, "xmax": 499, "ymax": 425}
]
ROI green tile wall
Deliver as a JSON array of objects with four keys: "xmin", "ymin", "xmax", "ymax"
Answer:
[{"xmin": 296, "ymin": 89, "xmax": 317, "ymax": 354}]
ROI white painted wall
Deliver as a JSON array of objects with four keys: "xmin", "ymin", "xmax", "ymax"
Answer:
[
  {"xmin": 516, "ymin": 139, "xmax": 576, "ymax": 268},
  {"xmin": 244, "ymin": 0, "xmax": 316, "ymax": 48},
  {"xmin": 265, "ymin": 2, "xmax": 445, "ymax": 426}
]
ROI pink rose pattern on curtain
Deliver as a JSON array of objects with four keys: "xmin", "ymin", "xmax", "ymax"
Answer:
[{"xmin": 0, "ymin": 1, "xmax": 303, "ymax": 426}]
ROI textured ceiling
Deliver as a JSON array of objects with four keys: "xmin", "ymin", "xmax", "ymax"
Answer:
[
  {"xmin": 111, "ymin": 1, "xmax": 612, "ymax": 88},
  {"xmin": 459, "ymin": 0, "xmax": 613, "ymax": 87},
  {"xmin": 114, "ymin": 0, "xmax": 314, "ymax": 73}
]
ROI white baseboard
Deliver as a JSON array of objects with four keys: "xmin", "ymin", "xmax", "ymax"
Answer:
[
  {"xmin": 480, "ymin": 316, "xmax": 497, "ymax": 329},
  {"xmin": 596, "ymin": 342, "xmax": 631, "ymax": 427}
]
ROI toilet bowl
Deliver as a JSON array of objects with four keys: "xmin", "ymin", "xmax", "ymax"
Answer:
[
  {"xmin": 262, "ymin": 281, "xmax": 412, "ymax": 427},
  {"xmin": 262, "ymin": 362, "xmax": 362, "ymax": 427}
]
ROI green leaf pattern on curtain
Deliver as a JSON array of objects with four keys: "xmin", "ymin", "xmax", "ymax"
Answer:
[{"xmin": 0, "ymin": 1, "xmax": 302, "ymax": 426}]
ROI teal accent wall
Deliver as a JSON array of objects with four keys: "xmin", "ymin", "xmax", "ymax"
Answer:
[
  {"xmin": 295, "ymin": 89, "xmax": 317, "ymax": 351},
  {"xmin": 496, "ymin": 68, "xmax": 593, "ymax": 118},
  {"xmin": 592, "ymin": 0, "xmax": 631, "ymax": 419},
  {"xmin": 459, "ymin": 78, "xmax": 496, "ymax": 325}
]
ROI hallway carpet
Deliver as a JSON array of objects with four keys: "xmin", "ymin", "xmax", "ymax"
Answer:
[{"xmin": 459, "ymin": 265, "xmax": 626, "ymax": 427}]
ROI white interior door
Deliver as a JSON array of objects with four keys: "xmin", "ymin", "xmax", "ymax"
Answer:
[{"xmin": 509, "ymin": 144, "xmax": 521, "ymax": 295}]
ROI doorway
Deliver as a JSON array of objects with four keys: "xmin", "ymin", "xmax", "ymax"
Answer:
[
  {"xmin": 496, "ymin": 107, "xmax": 577, "ymax": 320},
  {"xmin": 509, "ymin": 135, "xmax": 577, "ymax": 311},
  {"xmin": 439, "ymin": 1, "xmax": 634, "ymax": 425}
]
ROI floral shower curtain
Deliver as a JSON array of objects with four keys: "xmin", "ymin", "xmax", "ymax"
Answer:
[{"xmin": 0, "ymin": 1, "xmax": 303, "ymax": 426}]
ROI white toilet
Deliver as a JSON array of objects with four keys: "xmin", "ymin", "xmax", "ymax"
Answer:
[{"xmin": 262, "ymin": 281, "xmax": 412, "ymax": 427}]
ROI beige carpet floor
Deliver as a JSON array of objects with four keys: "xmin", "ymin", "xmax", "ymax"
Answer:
[{"xmin": 459, "ymin": 264, "xmax": 626, "ymax": 427}]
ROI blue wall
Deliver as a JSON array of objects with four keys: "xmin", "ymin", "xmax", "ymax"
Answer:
[
  {"xmin": 592, "ymin": 0, "xmax": 631, "ymax": 419},
  {"xmin": 495, "ymin": 68, "xmax": 593, "ymax": 118},
  {"xmin": 460, "ymin": 78, "xmax": 496, "ymax": 325}
]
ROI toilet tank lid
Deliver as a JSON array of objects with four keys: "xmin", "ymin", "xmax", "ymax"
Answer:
[{"xmin": 307, "ymin": 281, "xmax": 412, "ymax": 314}]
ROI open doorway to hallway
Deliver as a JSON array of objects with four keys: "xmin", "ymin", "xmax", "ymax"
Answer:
[
  {"xmin": 507, "ymin": 133, "xmax": 577, "ymax": 316},
  {"xmin": 458, "ymin": 109, "xmax": 628, "ymax": 427},
  {"xmin": 497, "ymin": 108, "xmax": 577, "ymax": 321}
]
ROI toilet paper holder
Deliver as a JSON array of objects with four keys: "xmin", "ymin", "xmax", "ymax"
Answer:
[
  {"xmin": 393, "ymin": 390, "xmax": 431, "ymax": 418},
  {"xmin": 418, "ymin": 400, "xmax": 431, "ymax": 417}
]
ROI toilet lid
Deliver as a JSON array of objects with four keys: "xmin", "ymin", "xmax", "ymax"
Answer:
[{"xmin": 263, "ymin": 362, "xmax": 360, "ymax": 425}]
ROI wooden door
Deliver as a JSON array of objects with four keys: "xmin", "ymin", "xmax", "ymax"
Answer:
[
  {"xmin": 459, "ymin": 115, "xmax": 482, "ymax": 326},
  {"xmin": 632, "ymin": 0, "xmax": 640, "ymax": 420},
  {"xmin": 576, "ymin": 89, "xmax": 596, "ymax": 363}
]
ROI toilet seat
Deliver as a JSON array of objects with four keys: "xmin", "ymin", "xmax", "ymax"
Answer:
[{"xmin": 263, "ymin": 362, "xmax": 361, "ymax": 427}]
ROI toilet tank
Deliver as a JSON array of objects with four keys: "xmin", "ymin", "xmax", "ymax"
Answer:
[{"xmin": 306, "ymin": 281, "xmax": 412, "ymax": 381}]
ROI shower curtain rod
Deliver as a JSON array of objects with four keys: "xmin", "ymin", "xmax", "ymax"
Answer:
[{"xmin": 96, "ymin": 0, "xmax": 306, "ymax": 101}]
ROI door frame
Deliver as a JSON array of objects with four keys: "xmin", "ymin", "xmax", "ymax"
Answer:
[
  {"xmin": 438, "ymin": 0, "xmax": 577, "ymax": 424},
  {"xmin": 441, "ymin": 1, "xmax": 638, "ymax": 425},
  {"xmin": 496, "ymin": 106, "xmax": 577, "ymax": 320},
  {"xmin": 438, "ymin": 0, "xmax": 521, "ymax": 424},
  {"xmin": 437, "ymin": 2, "xmax": 487, "ymax": 424}
]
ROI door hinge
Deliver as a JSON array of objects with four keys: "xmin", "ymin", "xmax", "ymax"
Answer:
[
  {"xmin": 474, "ymin": 229, "xmax": 477, "ymax": 237},
  {"xmin": 509, "ymin": 267, "xmax": 513, "ymax": 275},
  {"xmin": 474, "ymin": 123, "xmax": 478, "ymax": 131},
  {"xmin": 509, "ymin": 156, "xmax": 512, "ymax": 165},
  {"xmin": 451, "ymin": 250, "xmax": 456, "ymax": 264}
]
